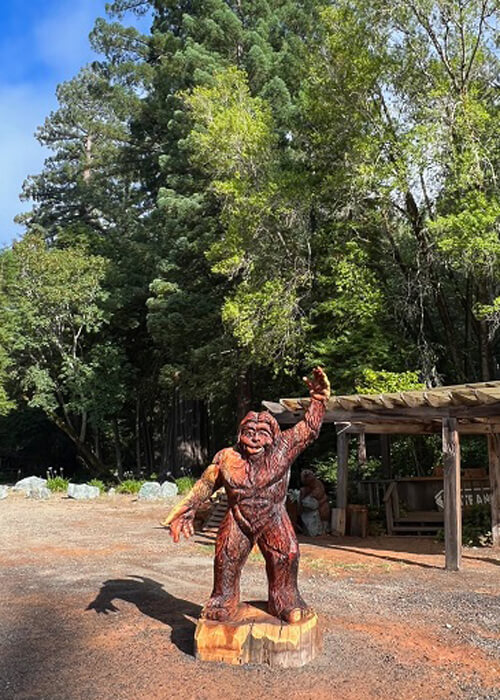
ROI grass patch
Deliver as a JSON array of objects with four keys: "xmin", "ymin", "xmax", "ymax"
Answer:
[
  {"xmin": 176, "ymin": 476, "xmax": 197, "ymax": 494},
  {"xmin": 47, "ymin": 476, "xmax": 70, "ymax": 492},
  {"xmin": 116, "ymin": 479, "xmax": 144, "ymax": 494},
  {"xmin": 88, "ymin": 478, "xmax": 106, "ymax": 494},
  {"xmin": 301, "ymin": 556, "xmax": 393, "ymax": 575}
]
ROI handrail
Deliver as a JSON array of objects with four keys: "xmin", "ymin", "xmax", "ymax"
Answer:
[{"xmin": 383, "ymin": 481, "xmax": 396, "ymax": 502}]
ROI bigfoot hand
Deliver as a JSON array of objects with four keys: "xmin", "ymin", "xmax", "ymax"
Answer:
[
  {"xmin": 303, "ymin": 366, "xmax": 330, "ymax": 403},
  {"xmin": 161, "ymin": 509, "xmax": 195, "ymax": 542}
]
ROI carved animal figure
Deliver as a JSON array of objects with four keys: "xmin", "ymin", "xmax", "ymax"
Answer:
[
  {"xmin": 300, "ymin": 469, "xmax": 331, "ymax": 533},
  {"xmin": 162, "ymin": 367, "xmax": 330, "ymax": 624}
]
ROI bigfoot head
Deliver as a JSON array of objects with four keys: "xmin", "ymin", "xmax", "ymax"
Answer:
[
  {"xmin": 237, "ymin": 411, "xmax": 281, "ymax": 458},
  {"xmin": 300, "ymin": 469, "xmax": 315, "ymax": 486}
]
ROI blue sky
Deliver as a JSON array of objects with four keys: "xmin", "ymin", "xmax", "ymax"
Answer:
[{"xmin": 0, "ymin": 0, "xmax": 149, "ymax": 246}]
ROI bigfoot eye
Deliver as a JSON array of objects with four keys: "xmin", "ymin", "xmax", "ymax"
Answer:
[{"xmin": 255, "ymin": 425, "xmax": 273, "ymax": 440}]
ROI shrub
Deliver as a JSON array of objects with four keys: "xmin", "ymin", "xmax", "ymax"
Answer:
[
  {"xmin": 47, "ymin": 476, "xmax": 70, "ymax": 492},
  {"xmin": 436, "ymin": 504, "xmax": 492, "ymax": 546},
  {"xmin": 462, "ymin": 504, "xmax": 492, "ymax": 546},
  {"xmin": 116, "ymin": 479, "xmax": 144, "ymax": 494},
  {"xmin": 175, "ymin": 476, "xmax": 197, "ymax": 494},
  {"xmin": 88, "ymin": 478, "xmax": 106, "ymax": 494}
]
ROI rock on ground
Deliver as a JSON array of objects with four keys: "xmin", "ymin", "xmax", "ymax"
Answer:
[
  {"xmin": 67, "ymin": 483, "xmax": 100, "ymax": 500},
  {"xmin": 13, "ymin": 476, "xmax": 50, "ymax": 499},
  {"xmin": 138, "ymin": 482, "xmax": 162, "ymax": 501},
  {"xmin": 0, "ymin": 485, "xmax": 8, "ymax": 499},
  {"xmin": 26, "ymin": 486, "xmax": 51, "ymax": 499},
  {"xmin": 13, "ymin": 476, "xmax": 47, "ymax": 492},
  {"xmin": 160, "ymin": 481, "xmax": 178, "ymax": 498}
]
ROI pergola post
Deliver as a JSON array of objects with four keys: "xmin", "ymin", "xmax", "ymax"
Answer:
[
  {"xmin": 358, "ymin": 430, "xmax": 367, "ymax": 466},
  {"xmin": 381, "ymin": 435, "xmax": 391, "ymax": 478},
  {"xmin": 442, "ymin": 417, "xmax": 462, "ymax": 570},
  {"xmin": 335, "ymin": 428, "xmax": 349, "ymax": 536},
  {"xmin": 487, "ymin": 433, "xmax": 500, "ymax": 546}
]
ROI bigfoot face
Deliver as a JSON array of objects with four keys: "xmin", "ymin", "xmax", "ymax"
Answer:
[{"xmin": 238, "ymin": 412, "xmax": 280, "ymax": 458}]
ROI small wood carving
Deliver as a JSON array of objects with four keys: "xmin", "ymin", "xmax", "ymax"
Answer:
[
  {"xmin": 300, "ymin": 469, "xmax": 331, "ymax": 534},
  {"xmin": 162, "ymin": 368, "xmax": 330, "ymax": 660}
]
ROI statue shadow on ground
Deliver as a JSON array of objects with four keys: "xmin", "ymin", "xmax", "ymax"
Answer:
[{"xmin": 86, "ymin": 576, "xmax": 202, "ymax": 656}]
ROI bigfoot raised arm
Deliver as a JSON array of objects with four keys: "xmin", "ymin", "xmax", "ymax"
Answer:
[
  {"xmin": 279, "ymin": 366, "xmax": 331, "ymax": 466},
  {"xmin": 162, "ymin": 367, "xmax": 330, "ymax": 624}
]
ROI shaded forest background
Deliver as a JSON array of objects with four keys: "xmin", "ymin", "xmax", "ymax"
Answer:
[{"xmin": 0, "ymin": 0, "xmax": 498, "ymax": 482}]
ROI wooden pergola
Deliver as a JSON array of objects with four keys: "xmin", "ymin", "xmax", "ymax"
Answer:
[{"xmin": 263, "ymin": 381, "xmax": 500, "ymax": 571}]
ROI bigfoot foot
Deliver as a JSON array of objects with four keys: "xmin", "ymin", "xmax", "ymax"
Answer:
[
  {"xmin": 282, "ymin": 606, "xmax": 315, "ymax": 624},
  {"xmin": 268, "ymin": 599, "xmax": 314, "ymax": 623},
  {"xmin": 201, "ymin": 596, "xmax": 238, "ymax": 621}
]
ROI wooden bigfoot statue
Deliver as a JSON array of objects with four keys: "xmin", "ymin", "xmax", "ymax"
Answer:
[{"xmin": 162, "ymin": 367, "xmax": 330, "ymax": 625}]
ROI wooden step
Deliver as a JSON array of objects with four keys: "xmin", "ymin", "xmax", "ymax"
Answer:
[
  {"xmin": 393, "ymin": 525, "xmax": 441, "ymax": 532},
  {"xmin": 396, "ymin": 511, "xmax": 444, "ymax": 523},
  {"xmin": 194, "ymin": 493, "xmax": 228, "ymax": 545}
]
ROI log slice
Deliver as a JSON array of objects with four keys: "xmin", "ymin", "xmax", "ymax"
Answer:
[{"xmin": 194, "ymin": 601, "xmax": 321, "ymax": 668}]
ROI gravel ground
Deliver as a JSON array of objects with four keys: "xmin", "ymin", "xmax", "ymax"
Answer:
[{"xmin": 1, "ymin": 494, "xmax": 499, "ymax": 700}]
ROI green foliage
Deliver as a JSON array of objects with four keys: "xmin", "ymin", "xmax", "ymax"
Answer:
[
  {"xmin": 184, "ymin": 67, "xmax": 275, "ymax": 185},
  {"xmin": 46, "ymin": 476, "xmax": 70, "ymax": 492},
  {"xmin": 309, "ymin": 454, "xmax": 338, "ymax": 487},
  {"xmin": 0, "ymin": 235, "xmax": 109, "ymax": 412},
  {"xmin": 367, "ymin": 506, "xmax": 387, "ymax": 536},
  {"xmin": 459, "ymin": 437, "xmax": 488, "ymax": 469},
  {"xmin": 306, "ymin": 241, "xmax": 406, "ymax": 392},
  {"xmin": 430, "ymin": 193, "xmax": 500, "ymax": 275},
  {"xmin": 0, "ymin": 234, "xmax": 118, "ymax": 474},
  {"xmin": 302, "ymin": 0, "xmax": 500, "ymax": 384},
  {"xmin": 309, "ymin": 450, "xmax": 382, "ymax": 498},
  {"xmin": 116, "ymin": 479, "xmax": 144, "ymax": 494},
  {"xmin": 462, "ymin": 505, "xmax": 493, "ymax": 547},
  {"xmin": 355, "ymin": 370, "xmax": 424, "ymax": 395},
  {"xmin": 390, "ymin": 436, "xmax": 442, "ymax": 477},
  {"xmin": 437, "ymin": 505, "xmax": 492, "ymax": 547},
  {"xmin": 183, "ymin": 67, "xmax": 313, "ymax": 370},
  {"xmin": 88, "ymin": 478, "xmax": 106, "ymax": 494},
  {"xmin": 175, "ymin": 476, "xmax": 197, "ymax": 494}
]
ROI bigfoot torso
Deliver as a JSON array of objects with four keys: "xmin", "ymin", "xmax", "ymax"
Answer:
[{"xmin": 215, "ymin": 445, "xmax": 291, "ymax": 535}]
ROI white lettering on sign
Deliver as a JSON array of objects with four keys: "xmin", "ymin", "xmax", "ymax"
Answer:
[{"xmin": 435, "ymin": 488, "xmax": 490, "ymax": 511}]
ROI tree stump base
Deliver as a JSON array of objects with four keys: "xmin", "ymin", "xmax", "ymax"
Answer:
[{"xmin": 194, "ymin": 602, "xmax": 321, "ymax": 668}]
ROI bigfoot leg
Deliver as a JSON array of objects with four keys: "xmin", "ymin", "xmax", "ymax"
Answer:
[
  {"xmin": 203, "ymin": 509, "xmax": 252, "ymax": 621},
  {"xmin": 258, "ymin": 507, "xmax": 312, "ymax": 623}
]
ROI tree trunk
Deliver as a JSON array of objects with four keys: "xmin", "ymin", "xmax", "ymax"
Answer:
[
  {"xmin": 80, "ymin": 411, "xmax": 87, "ymax": 443},
  {"xmin": 48, "ymin": 411, "xmax": 107, "ymax": 476},
  {"xmin": 93, "ymin": 426, "xmax": 101, "ymax": 460},
  {"xmin": 135, "ymin": 396, "xmax": 141, "ymax": 476},
  {"xmin": 112, "ymin": 418, "xmax": 123, "ymax": 480},
  {"xmin": 479, "ymin": 319, "xmax": 493, "ymax": 381},
  {"xmin": 161, "ymin": 391, "xmax": 210, "ymax": 478},
  {"xmin": 381, "ymin": 435, "xmax": 391, "ymax": 478},
  {"xmin": 236, "ymin": 366, "xmax": 252, "ymax": 425}
]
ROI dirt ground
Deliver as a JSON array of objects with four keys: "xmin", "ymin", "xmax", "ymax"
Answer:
[{"xmin": 1, "ymin": 494, "xmax": 499, "ymax": 700}]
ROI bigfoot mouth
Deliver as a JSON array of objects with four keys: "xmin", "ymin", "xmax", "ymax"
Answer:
[{"xmin": 245, "ymin": 446, "xmax": 264, "ymax": 456}]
